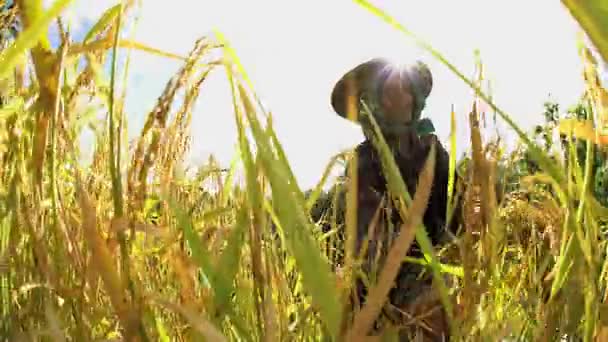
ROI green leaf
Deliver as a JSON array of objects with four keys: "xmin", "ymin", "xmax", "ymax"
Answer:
[
  {"xmin": 214, "ymin": 206, "xmax": 247, "ymax": 318},
  {"xmin": 217, "ymin": 31, "xmax": 343, "ymax": 337},
  {"xmin": 0, "ymin": 0, "xmax": 74, "ymax": 80},
  {"xmin": 164, "ymin": 194, "xmax": 215, "ymax": 290},
  {"xmin": 83, "ymin": 4, "xmax": 122, "ymax": 43},
  {"xmin": 562, "ymin": 0, "xmax": 608, "ymax": 64}
]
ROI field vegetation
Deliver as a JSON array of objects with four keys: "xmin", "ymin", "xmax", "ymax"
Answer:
[{"xmin": 1, "ymin": 0, "xmax": 608, "ymax": 341}]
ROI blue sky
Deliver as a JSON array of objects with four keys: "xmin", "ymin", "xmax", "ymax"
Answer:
[{"xmin": 44, "ymin": 0, "xmax": 590, "ymax": 189}]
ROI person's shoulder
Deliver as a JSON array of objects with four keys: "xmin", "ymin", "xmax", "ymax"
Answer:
[
  {"xmin": 420, "ymin": 132, "xmax": 440, "ymax": 142},
  {"xmin": 419, "ymin": 134, "xmax": 451, "ymax": 164},
  {"xmin": 354, "ymin": 139, "xmax": 375, "ymax": 155},
  {"xmin": 351, "ymin": 140, "xmax": 381, "ymax": 172}
]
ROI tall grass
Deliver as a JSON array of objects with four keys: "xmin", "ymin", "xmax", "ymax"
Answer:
[{"xmin": 1, "ymin": 1, "xmax": 608, "ymax": 341}]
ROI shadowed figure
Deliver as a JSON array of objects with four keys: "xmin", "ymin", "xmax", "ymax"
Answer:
[{"xmin": 312, "ymin": 57, "xmax": 462, "ymax": 340}]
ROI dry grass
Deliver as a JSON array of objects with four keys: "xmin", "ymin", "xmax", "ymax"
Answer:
[{"xmin": 1, "ymin": 1, "xmax": 608, "ymax": 341}]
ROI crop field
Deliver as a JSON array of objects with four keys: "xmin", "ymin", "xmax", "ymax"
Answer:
[{"xmin": 1, "ymin": 0, "xmax": 608, "ymax": 341}]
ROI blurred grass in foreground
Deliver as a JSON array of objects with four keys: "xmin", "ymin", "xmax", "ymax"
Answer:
[{"xmin": 1, "ymin": 0, "xmax": 608, "ymax": 341}]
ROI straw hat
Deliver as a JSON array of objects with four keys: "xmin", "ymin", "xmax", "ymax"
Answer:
[{"xmin": 330, "ymin": 57, "xmax": 433, "ymax": 135}]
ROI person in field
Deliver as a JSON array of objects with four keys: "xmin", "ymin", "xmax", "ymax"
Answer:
[{"xmin": 326, "ymin": 57, "xmax": 459, "ymax": 340}]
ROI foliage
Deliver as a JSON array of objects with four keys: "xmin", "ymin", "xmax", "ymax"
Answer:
[
  {"xmin": 561, "ymin": 0, "xmax": 608, "ymax": 64},
  {"xmin": 1, "ymin": 1, "xmax": 608, "ymax": 341}
]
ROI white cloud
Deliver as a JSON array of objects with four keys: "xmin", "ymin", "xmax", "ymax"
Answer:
[{"xmin": 64, "ymin": 0, "xmax": 586, "ymax": 189}]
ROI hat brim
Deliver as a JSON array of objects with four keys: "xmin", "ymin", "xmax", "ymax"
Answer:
[{"xmin": 330, "ymin": 58, "xmax": 391, "ymax": 123}]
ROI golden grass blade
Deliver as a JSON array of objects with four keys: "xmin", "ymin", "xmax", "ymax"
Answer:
[
  {"xmin": 346, "ymin": 143, "xmax": 436, "ymax": 339},
  {"xmin": 68, "ymin": 38, "xmax": 221, "ymax": 64},
  {"xmin": 128, "ymin": 37, "xmax": 210, "ymax": 214},
  {"xmin": 15, "ymin": 0, "xmax": 73, "ymax": 191},
  {"xmin": 0, "ymin": 0, "xmax": 72, "ymax": 80},
  {"xmin": 558, "ymin": 118, "xmax": 596, "ymax": 142},
  {"xmin": 83, "ymin": 4, "xmax": 121, "ymax": 43},
  {"xmin": 469, "ymin": 104, "xmax": 493, "ymax": 270},
  {"xmin": 344, "ymin": 76, "xmax": 359, "ymax": 297},
  {"xmin": 73, "ymin": 169, "xmax": 138, "ymax": 340},
  {"xmin": 106, "ymin": 9, "xmax": 150, "ymax": 339},
  {"xmin": 152, "ymin": 297, "xmax": 228, "ymax": 342},
  {"xmin": 446, "ymin": 105, "xmax": 458, "ymax": 222}
]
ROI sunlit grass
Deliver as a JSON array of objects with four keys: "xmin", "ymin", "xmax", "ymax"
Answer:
[{"xmin": 1, "ymin": 0, "xmax": 608, "ymax": 341}]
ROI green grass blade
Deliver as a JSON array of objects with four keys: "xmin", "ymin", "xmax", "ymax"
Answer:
[
  {"xmin": 214, "ymin": 207, "xmax": 247, "ymax": 314},
  {"xmin": 235, "ymin": 83, "xmax": 342, "ymax": 338},
  {"xmin": 83, "ymin": 4, "xmax": 121, "ymax": 43},
  {"xmin": 358, "ymin": 100, "xmax": 455, "ymax": 329},
  {"xmin": 403, "ymin": 256, "xmax": 464, "ymax": 278},
  {"xmin": 164, "ymin": 195, "xmax": 215, "ymax": 295},
  {"xmin": 305, "ymin": 152, "xmax": 346, "ymax": 211},
  {"xmin": 0, "ymin": 0, "xmax": 73, "ymax": 80},
  {"xmin": 217, "ymin": 32, "xmax": 342, "ymax": 338},
  {"xmin": 446, "ymin": 105, "xmax": 458, "ymax": 225},
  {"xmin": 562, "ymin": 0, "xmax": 608, "ymax": 63}
]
